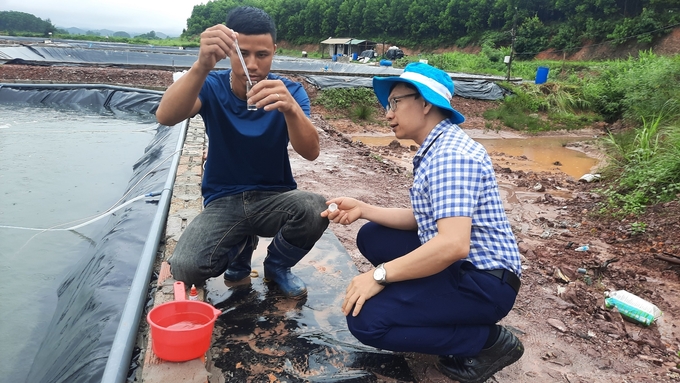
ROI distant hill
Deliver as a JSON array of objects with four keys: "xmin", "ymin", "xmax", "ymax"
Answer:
[{"xmin": 58, "ymin": 26, "xmax": 172, "ymax": 39}]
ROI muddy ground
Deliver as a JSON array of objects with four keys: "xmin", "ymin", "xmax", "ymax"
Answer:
[{"xmin": 2, "ymin": 64, "xmax": 679, "ymax": 382}]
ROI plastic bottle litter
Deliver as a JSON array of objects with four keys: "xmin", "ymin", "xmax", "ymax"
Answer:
[
  {"xmin": 574, "ymin": 245, "xmax": 589, "ymax": 252},
  {"xmin": 579, "ymin": 173, "xmax": 601, "ymax": 183},
  {"xmin": 189, "ymin": 284, "xmax": 198, "ymax": 301},
  {"xmin": 604, "ymin": 290, "xmax": 662, "ymax": 326}
]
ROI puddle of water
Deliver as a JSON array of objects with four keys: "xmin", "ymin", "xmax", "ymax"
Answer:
[
  {"xmin": 205, "ymin": 232, "xmax": 416, "ymax": 382},
  {"xmin": 477, "ymin": 137, "xmax": 599, "ymax": 179},
  {"xmin": 353, "ymin": 134, "xmax": 599, "ymax": 179}
]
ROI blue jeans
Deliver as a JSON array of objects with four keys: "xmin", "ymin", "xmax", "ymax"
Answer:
[
  {"xmin": 169, "ymin": 189, "xmax": 329, "ymax": 285},
  {"xmin": 346, "ymin": 222, "xmax": 518, "ymax": 357}
]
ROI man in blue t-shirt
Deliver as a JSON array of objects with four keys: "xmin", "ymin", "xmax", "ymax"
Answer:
[{"xmin": 156, "ymin": 6, "xmax": 328, "ymax": 298}]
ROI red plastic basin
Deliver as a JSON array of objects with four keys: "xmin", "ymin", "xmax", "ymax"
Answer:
[{"xmin": 147, "ymin": 281, "xmax": 221, "ymax": 362}]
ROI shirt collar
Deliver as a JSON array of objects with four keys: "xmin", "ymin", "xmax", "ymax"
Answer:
[{"xmin": 412, "ymin": 119, "xmax": 454, "ymax": 171}]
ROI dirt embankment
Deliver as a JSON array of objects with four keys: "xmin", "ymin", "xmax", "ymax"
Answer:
[
  {"xmin": 281, "ymin": 26, "xmax": 680, "ymax": 62},
  {"xmin": 2, "ymin": 64, "xmax": 679, "ymax": 382}
]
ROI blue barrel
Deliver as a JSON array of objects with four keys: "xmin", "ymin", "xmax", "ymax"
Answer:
[
  {"xmin": 352, "ymin": 52, "xmax": 358, "ymax": 60},
  {"xmin": 379, "ymin": 59, "xmax": 392, "ymax": 67},
  {"xmin": 535, "ymin": 66, "xmax": 549, "ymax": 84},
  {"xmin": 332, "ymin": 54, "xmax": 337, "ymax": 62}
]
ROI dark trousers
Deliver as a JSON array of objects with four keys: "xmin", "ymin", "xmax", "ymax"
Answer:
[
  {"xmin": 169, "ymin": 190, "xmax": 328, "ymax": 286},
  {"xmin": 346, "ymin": 222, "xmax": 518, "ymax": 357}
]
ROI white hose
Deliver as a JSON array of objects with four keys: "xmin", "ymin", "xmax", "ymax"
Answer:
[
  {"xmin": 0, "ymin": 147, "xmax": 182, "ymax": 233},
  {"xmin": 0, "ymin": 191, "xmax": 161, "ymax": 231}
]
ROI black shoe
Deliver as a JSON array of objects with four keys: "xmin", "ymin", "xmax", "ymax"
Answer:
[{"xmin": 437, "ymin": 327, "xmax": 524, "ymax": 383}]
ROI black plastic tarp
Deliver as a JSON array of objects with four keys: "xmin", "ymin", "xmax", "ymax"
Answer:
[
  {"xmin": 0, "ymin": 42, "xmax": 512, "ymax": 80},
  {"xmin": 304, "ymin": 75, "xmax": 510, "ymax": 100},
  {"xmin": 0, "ymin": 84, "xmax": 184, "ymax": 383},
  {"xmin": 0, "ymin": 37, "xmax": 513, "ymax": 101}
]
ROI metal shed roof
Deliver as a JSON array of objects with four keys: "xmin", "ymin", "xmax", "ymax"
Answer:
[{"xmin": 320, "ymin": 37, "xmax": 352, "ymax": 45}]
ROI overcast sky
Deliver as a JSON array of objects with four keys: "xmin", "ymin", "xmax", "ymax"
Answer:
[{"xmin": 2, "ymin": 0, "xmax": 208, "ymax": 36}]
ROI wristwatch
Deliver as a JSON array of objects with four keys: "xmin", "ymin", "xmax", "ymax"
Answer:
[{"xmin": 373, "ymin": 263, "xmax": 389, "ymax": 285}]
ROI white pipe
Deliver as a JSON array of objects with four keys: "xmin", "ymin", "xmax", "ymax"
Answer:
[{"xmin": 0, "ymin": 192, "xmax": 161, "ymax": 232}]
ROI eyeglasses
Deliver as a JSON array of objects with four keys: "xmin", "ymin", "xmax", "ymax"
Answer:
[{"xmin": 386, "ymin": 93, "xmax": 419, "ymax": 112}]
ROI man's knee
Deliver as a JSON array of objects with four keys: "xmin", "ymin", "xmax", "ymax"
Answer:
[
  {"xmin": 297, "ymin": 191, "xmax": 330, "ymax": 231},
  {"xmin": 168, "ymin": 245, "xmax": 208, "ymax": 286},
  {"xmin": 168, "ymin": 255, "xmax": 198, "ymax": 285}
]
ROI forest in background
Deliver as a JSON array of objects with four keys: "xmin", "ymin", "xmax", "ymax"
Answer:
[
  {"xmin": 3, "ymin": 0, "xmax": 680, "ymax": 58},
  {"xmin": 183, "ymin": 0, "xmax": 680, "ymax": 56}
]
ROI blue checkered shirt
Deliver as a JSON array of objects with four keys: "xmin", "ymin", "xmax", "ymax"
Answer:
[{"xmin": 410, "ymin": 119, "xmax": 522, "ymax": 276}]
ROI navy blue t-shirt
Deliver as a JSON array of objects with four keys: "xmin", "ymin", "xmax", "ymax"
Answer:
[{"xmin": 198, "ymin": 70, "xmax": 311, "ymax": 205}]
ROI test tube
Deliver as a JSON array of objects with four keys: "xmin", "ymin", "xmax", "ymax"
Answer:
[
  {"xmin": 234, "ymin": 39, "xmax": 257, "ymax": 111},
  {"xmin": 246, "ymin": 81, "xmax": 258, "ymax": 111}
]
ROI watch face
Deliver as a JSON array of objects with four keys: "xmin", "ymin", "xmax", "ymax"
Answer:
[{"xmin": 374, "ymin": 267, "xmax": 385, "ymax": 281}]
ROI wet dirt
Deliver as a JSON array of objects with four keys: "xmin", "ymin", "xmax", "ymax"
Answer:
[
  {"xmin": 296, "ymin": 111, "xmax": 680, "ymax": 383},
  {"xmin": 4, "ymin": 64, "xmax": 679, "ymax": 382}
]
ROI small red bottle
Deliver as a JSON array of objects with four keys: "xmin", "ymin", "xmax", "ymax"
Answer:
[{"xmin": 189, "ymin": 284, "xmax": 198, "ymax": 301}]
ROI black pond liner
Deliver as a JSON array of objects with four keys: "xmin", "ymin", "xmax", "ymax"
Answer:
[
  {"xmin": 0, "ymin": 83, "xmax": 186, "ymax": 383},
  {"xmin": 204, "ymin": 234, "xmax": 416, "ymax": 382},
  {"xmin": 0, "ymin": 39, "xmax": 516, "ymax": 98}
]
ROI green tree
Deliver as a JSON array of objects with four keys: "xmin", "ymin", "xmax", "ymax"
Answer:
[
  {"xmin": 179, "ymin": 0, "xmax": 680, "ymax": 57},
  {"xmin": 515, "ymin": 15, "xmax": 549, "ymax": 56},
  {"xmin": 607, "ymin": 8, "xmax": 661, "ymax": 45},
  {"xmin": 0, "ymin": 11, "xmax": 57, "ymax": 34},
  {"xmin": 136, "ymin": 31, "xmax": 158, "ymax": 39}
]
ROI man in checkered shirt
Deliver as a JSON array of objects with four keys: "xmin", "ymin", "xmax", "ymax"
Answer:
[{"xmin": 322, "ymin": 62, "xmax": 524, "ymax": 383}]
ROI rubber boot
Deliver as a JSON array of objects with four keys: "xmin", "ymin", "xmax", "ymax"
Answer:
[
  {"xmin": 223, "ymin": 235, "xmax": 258, "ymax": 282},
  {"xmin": 263, "ymin": 232, "xmax": 308, "ymax": 298}
]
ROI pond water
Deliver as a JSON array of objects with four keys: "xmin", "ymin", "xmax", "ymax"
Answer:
[{"xmin": 0, "ymin": 105, "xmax": 156, "ymax": 383}]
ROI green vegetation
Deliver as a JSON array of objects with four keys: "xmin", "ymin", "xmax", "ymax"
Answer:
[
  {"xmin": 370, "ymin": 153, "xmax": 384, "ymax": 162},
  {"xmin": 350, "ymin": 104, "xmax": 374, "ymax": 122},
  {"xmin": 581, "ymin": 51, "xmax": 680, "ymax": 124},
  {"xmin": 276, "ymin": 48, "xmax": 322, "ymax": 59},
  {"xmin": 598, "ymin": 101, "xmax": 680, "ymax": 216},
  {"xmin": 180, "ymin": 0, "xmax": 679, "ymax": 54},
  {"xmin": 630, "ymin": 222, "xmax": 647, "ymax": 235},
  {"xmin": 312, "ymin": 87, "xmax": 382, "ymax": 123},
  {"xmin": 483, "ymin": 82, "xmax": 598, "ymax": 132},
  {"xmin": 0, "ymin": 10, "xmax": 198, "ymax": 47},
  {"xmin": 0, "ymin": 11, "xmax": 57, "ymax": 35},
  {"xmin": 5, "ymin": 1, "xmax": 678, "ymax": 60}
]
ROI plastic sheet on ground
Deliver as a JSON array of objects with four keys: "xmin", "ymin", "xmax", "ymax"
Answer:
[
  {"xmin": 305, "ymin": 75, "xmax": 510, "ymax": 100},
  {"xmin": 0, "ymin": 37, "xmax": 514, "ymax": 100},
  {"xmin": 205, "ymin": 233, "xmax": 416, "ymax": 382}
]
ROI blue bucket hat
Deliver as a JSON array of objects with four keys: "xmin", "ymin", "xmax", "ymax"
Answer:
[{"xmin": 373, "ymin": 62, "xmax": 465, "ymax": 124}]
